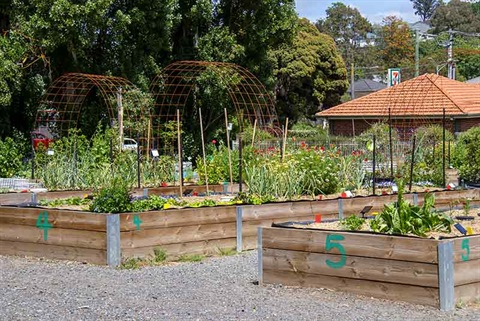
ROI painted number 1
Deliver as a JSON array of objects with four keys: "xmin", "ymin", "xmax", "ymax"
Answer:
[
  {"xmin": 325, "ymin": 234, "xmax": 346, "ymax": 269},
  {"xmin": 461, "ymin": 239, "xmax": 470, "ymax": 262}
]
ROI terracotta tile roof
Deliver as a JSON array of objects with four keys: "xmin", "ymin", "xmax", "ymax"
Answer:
[{"xmin": 316, "ymin": 74, "xmax": 480, "ymax": 118}]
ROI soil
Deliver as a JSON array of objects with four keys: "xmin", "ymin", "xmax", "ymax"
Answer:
[{"xmin": 292, "ymin": 208, "xmax": 480, "ymax": 239}]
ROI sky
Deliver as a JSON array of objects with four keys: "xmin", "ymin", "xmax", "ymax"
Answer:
[{"xmin": 295, "ymin": 0, "xmax": 419, "ymax": 24}]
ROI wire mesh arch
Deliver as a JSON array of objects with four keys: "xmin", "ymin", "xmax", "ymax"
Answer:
[
  {"xmin": 35, "ymin": 73, "xmax": 146, "ymax": 140},
  {"xmin": 150, "ymin": 61, "xmax": 279, "ymax": 136}
]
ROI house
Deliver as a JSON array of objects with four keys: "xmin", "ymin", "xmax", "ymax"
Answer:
[
  {"xmin": 466, "ymin": 76, "xmax": 480, "ymax": 84},
  {"xmin": 316, "ymin": 74, "xmax": 480, "ymax": 139},
  {"xmin": 349, "ymin": 78, "xmax": 386, "ymax": 99}
]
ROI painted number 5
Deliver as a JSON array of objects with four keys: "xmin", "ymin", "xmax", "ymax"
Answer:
[
  {"xmin": 325, "ymin": 234, "xmax": 346, "ymax": 269},
  {"xmin": 461, "ymin": 239, "xmax": 470, "ymax": 262}
]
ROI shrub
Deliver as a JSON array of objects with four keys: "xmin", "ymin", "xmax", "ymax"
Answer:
[
  {"xmin": 90, "ymin": 178, "xmax": 132, "ymax": 213},
  {"xmin": 454, "ymin": 127, "xmax": 480, "ymax": 182}
]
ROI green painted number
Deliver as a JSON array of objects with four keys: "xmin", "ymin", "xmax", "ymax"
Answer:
[
  {"xmin": 36, "ymin": 211, "xmax": 52, "ymax": 241},
  {"xmin": 133, "ymin": 214, "xmax": 142, "ymax": 230},
  {"xmin": 325, "ymin": 234, "xmax": 346, "ymax": 269},
  {"xmin": 461, "ymin": 239, "xmax": 470, "ymax": 262}
]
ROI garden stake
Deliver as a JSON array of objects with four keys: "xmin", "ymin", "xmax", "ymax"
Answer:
[
  {"xmin": 409, "ymin": 135, "xmax": 416, "ymax": 193},
  {"xmin": 282, "ymin": 118, "xmax": 289, "ymax": 161},
  {"xmin": 442, "ymin": 108, "xmax": 446, "ymax": 187},
  {"xmin": 198, "ymin": 108, "xmax": 210, "ymax": 195},
  {"xmin": 372, "ymin": 135, "xmax": 376, "ymax": 195},
  {"xmin": 117, "ymin": 86, "xmax": 123, "ymax": 151},
  {"xmin": 137, "ymin": 132, "xmax": 141, "ymax": 188},
  {"xmin": 177, "ymin": 108, "xmax": 183, "ymax": 196},
  {"xmin": 239, "ymin": 135, "xmax": 243, "ymax": 193},
  {"xmin": 388, "ymin": 107, "xmax": 394, "ymax": 180},
  {"xmin": 251, "ymin": 118, "xmax": 257, "ymax": 148},
  {"xmin": 224, "ymin": 108, "xmax": 233, "ymax": 193}
]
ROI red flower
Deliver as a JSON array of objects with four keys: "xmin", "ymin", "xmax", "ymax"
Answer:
[
  {"xmin": 212, "ymin": 139, "xmax": 217, "ymax": 144},
  {"xmin": 320, "ymin": 146, "xmax": 325, "ymax": 152}
]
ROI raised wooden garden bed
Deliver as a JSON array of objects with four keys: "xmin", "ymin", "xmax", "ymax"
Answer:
[
  {"xmin": 1, "ymin": 188, "xmax": 480, "ymax": 270},
  {"xmin": 259, "ymin": 226, "xmax": 480, "ymax": 311}
]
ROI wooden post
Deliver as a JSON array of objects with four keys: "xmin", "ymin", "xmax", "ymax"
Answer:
[
  {"xmin": 224, "ymin": 108, "xmax": 234, "ymax": 193},
  {"xmin": 147, "ymin": 118, "xmax": 151, "ymax": 160},
  {"xmin": 372, "ymin": 135, "xmax": 376, "ymax": 195},
  {"xmin": 199, "ymin": 108, "xmax": 209, "ymax": 195},
  {"xmin": 177, "ymin": 109, "xmax": 183, "ymax": 196},
  {"xmin": 282, "ymin": 118, "xmax": 289, "ymax": 161},
  {"xmin": 117, "ymin": 87, "xmax": 123, "ymax": 151},
  {"xmin": 251, "ymin": 118, "xmax": 257, "ymax": 148},
  {"xmin": 106, "ymin": 214, "xmax": 120, "ymax": 267},
  {"xmin": 409, "ymin": 135, "xmax": 416, "ymax": 193}
]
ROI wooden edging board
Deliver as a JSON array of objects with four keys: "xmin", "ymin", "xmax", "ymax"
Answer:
[
  {"xmin": 259, "ymin": 226, "xmax": 480, "ymax": 311},
  {"xmin": 0, "ymin": 188, "xmax": 479, "ymax": 268}
]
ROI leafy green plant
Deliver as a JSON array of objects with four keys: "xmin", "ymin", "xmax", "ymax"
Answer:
[
  {"xmin": 340, "ymin": 215, "xmax": 365, "ymax": 231},
  {"xmin": 151, "ymin": 248, "xmax": 167, "ymax": 264},
  {"xmin": 370, "ymin": 180, "xmax": 453, "ymax": 236},
  {"xmin": 119, "ymin": 257, "xmax": 143, "ymax": 270},
  {"xmin": 454, "ymin": 127, "xmax": 480, "ymax": 182},
  {"xmin": 90, "ymin": 178, "xmax": 132, "ymax": 213},
  {"xmin": 217, "ymin": 247, "xmax": 237, "ymax": 256}
]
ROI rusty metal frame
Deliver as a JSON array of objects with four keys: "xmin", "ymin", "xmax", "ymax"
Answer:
[
  {"xmin": 35, "ymin": 73, "xmax": 142, "ymax": 139},
  {"xmin": 150, "ymin": 60, "xmax": 278, "ymax": 132}
]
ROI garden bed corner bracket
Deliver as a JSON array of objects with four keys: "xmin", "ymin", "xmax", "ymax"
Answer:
[
  {"xmin": 438, "ymin": 241, "xmax": 454, "ymax": 311},
  {"xmin": 107, "ymin": 214, "xmax": 121, "ymax": 267}
]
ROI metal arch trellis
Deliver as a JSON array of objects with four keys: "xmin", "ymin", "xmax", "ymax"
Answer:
[
  {"xmin": 35, "ymin": 73, "xmax": 144, "ymax": 139},
  {"xmin": 149, "ymin": 60, "xmax": 279, "ymax": 136}
]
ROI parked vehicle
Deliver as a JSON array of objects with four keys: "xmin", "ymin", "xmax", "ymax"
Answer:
[{"xmin": 122, "ymin": 138, "xmax": 138, "ymax": 151}]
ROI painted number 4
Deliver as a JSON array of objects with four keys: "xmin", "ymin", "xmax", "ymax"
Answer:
[
  {"xmin": 325, "ymin": 234, "xmax": 346, "ymax": 269},
  {"xmin": 36, "ymin": 211, "xmax": 53, "ymax": 241}
]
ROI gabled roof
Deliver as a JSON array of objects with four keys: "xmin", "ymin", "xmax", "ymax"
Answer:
[
  {"xmin": 348, "ymin": 79, "xmax": 386, "ymax": 92},
  {"xmin": 466, "ymin": 76, "xmax": 480, "ymax": 84},
  {"xmin": 316, "ymin": 74, "xmax": 480, "ymax": 118}
]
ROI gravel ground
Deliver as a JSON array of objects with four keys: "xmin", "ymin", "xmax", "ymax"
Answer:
[{"xmin": 0, "ymin": 251, "xmax": 478, "ymax": 321}]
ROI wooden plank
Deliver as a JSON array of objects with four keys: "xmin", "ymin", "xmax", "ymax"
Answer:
[
  {"xmin": 119, "ymin": 207, "xmax": 236, "ymax": 231},
  {"xmin": 452, "ymin": 235, "xmax": 480, "ymax": 262},
  {"xmin": 242, "ymin": 215, "xmax": 326, "ymax": 237},
  {"xmin": 120, "ymin": 222, "xmax": 237, "ymax": 248},
  {"xmin": 241, "ymin": 200, "xmax": 339, "ymax": 221},
  {"xmin": 263, "ymin": 248, "xmax": 439, "ymax": 287},
  {"xmin": 0, "ymin": 223, "xmax": 106, "ymax": 250},
  {"xmin": 0, "ymin": 240, "xmax": 107, "ymax": 265},
  {"xmin": 454, "ymin": 259, "xmax": 480, "ymax": 286},
  {"xmin": 454, "ymin": 282, "xmax": 480, "ymax": 305},
  {"xmin": 341, "ymin": 194, "xmax": 399, "ymax": 214},
  {"xmin": 0, "ymin": 207, "xmax": 106, "ymax": 231},
  {"xmin": 263, "ymin": 227, "xmax": 439, "ymax": 263},
  {"xmin": 263, "ymin": 269, "xmax": 439, "ymax": 307},
  {"xmin": 122, "ymin": 237, "xmax": 238, "ymax": 259},
  {"xmin": 433, "ymin": 189, "xmax": 480, "ymax": 206},
  {"xmin": 0, "ymin": 190, "xmax": 90, "ymax": 205}
]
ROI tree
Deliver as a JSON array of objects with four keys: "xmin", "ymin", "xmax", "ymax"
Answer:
[
  {"xmin": 431, "ymin": 0, "xmax": 480, "ymax": 33},
  {"xmin": 271, "ymin": 18, "xmax": 348, "ymax": 121},
  {"xmin": 316, "ymin": 2, "xmax": 372, "ymax": 66},
  {"xmin": 410, "ymin": 0, "xmax": 440, "ymax": 22},
  {"xmin": 377, "ymin": 16, "xmax": 415, "ymax": 79}
]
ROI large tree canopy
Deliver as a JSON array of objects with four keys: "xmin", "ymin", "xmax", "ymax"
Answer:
[
  {"xmin": 431, "ymin": 0, "xmax": 480, "ymax": 33},
  {"xmin": 316, "ymin": 2, "xmax": 372, "ymax": 66},
  {"xmin": 272, "ymin": 18, "xmax": 348, "ymax": 122},
  {"xmin": 410, "ymin": 0, "xmax": 440, "ymax": 22}
]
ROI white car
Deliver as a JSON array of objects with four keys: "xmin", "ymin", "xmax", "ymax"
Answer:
[{"xmin": 122, "ymin": 138, "xmax": 138, "ymax": 151}]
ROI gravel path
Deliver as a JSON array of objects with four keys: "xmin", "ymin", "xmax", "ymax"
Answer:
[{"xmin": 1, "ymin": 251, "xmax": 478, "ymax": 321}]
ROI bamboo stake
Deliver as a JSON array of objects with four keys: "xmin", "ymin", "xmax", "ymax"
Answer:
[
  {"xmin": 177, "ymin": 109, "xmax": 183, "ymax": 196},
  {"xmin": 282, "ymin": 118, "xmax": 289, "ymax": 161},
  {"xmin": 199, "ymin": 108, "xmax": 210, "ymax": 195},
  {"xmin": 147, "ymin": 117, "xmax": 151, "ymax": 160},
  {"xmin": 251, "ymin": 118, "xmax": 257, "ymax": 148},
  {"xmin": 224, "ymin": 108, "xmax": 234, "ymax": 194}
]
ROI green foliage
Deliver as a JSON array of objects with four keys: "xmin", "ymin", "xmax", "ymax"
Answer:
[
  {"xmin": 217, "ymin": 247, "xmax": 237, "ymax": 256},
  {"xmin": 340, "ymin": 215, "xmax": 366, "ymax": 231},
  {"xmin": 0, "ymin": 136, "xmax": 26, "ymax": 177},
  {"xmin": 272, "ymin": 18, "xmax": 348, "ymax": 121},
  {"xmin": 370, "ymin": 180, "xmax": 453, "ymax": 236},
  {"xmin": 410, "ymin": 0, "xmax": 440, "ymax": 22},
  {"xmin": 39, "ymin": 197, "xmax": 90, "ymax": 208},
  {"xmin": 431, "ymin": 0, "xmax": 480, "ymax": 33},
  {"xmin": 90, "ymin": 178, "xmax": 131, "ymax": 213},
  {"xmin": 454, "ymin": 127, "xmax": 480, "ymax": 182},
  {"xmin": 289, "ymin": 122, "xmax": 328, "ymax": 142},
  {"xmin": 119, "ymin": 257, "xmax": 143, "ymax": 270},
  {"xmin": 196, "ymin": 143, "xmax": 240, "ymax": 185},
  {"xmin": 151, "ymin": 248, "xmax": 167, "ymax": 264}
]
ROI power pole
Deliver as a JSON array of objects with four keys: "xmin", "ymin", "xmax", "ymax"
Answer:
[
  {"xmin": 415, "ymin": 30, "xmax": 420, "ymax": 77},
  {"xmin": 447, "ymin": 30, "xmax": 455, "ymax": 79}
]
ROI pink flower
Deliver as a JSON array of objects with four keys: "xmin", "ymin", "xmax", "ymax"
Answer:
[{"xmin": 212, "ymin": 139, "xmax": 217, "ymax": 144}]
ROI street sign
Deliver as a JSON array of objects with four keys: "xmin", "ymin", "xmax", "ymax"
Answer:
[{"xmin": 388, "ymin": 68, "xmax": 401, "ymax": 87}]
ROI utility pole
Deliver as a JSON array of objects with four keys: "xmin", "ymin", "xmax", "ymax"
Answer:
[
  {"xmin": 350, "ymin": 61, "xmax": 355, "ymax": 99},
  {"xmin": 415, "ymin": 30, "xmax": 420, "ymax": 77},
  {"xmin": 447, "ymin": 30, "xmax": 455, "ymax": 79}
]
